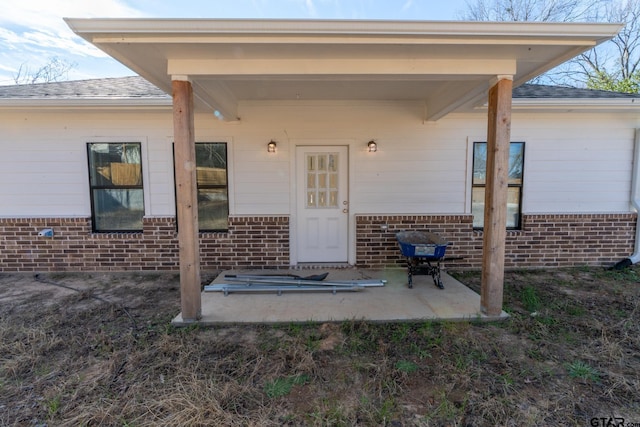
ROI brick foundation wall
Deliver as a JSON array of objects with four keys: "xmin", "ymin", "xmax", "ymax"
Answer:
[
  {"xmin": 0, "ymin": 216, "xmax": 289, "ymax": 272},
  {"xmin": 356, "ymin": 213, "xmax": 637, "ymax": 270},
  {"xmin": 1, "ymin": 213, "xmax": 635, "ymax": 272}
]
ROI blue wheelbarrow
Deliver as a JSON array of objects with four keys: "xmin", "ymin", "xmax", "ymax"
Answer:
[{"xmin": 396, "ymin": 231, "xmax": 449, "ymax": 289}]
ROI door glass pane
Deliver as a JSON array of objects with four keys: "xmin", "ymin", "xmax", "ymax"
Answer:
[
  {"xmin": 318, "ymin": 191, "xmax": 326, "ymax": 207},
  {"xmin": 329, "ymin": 191, "xmax": 338, "ymax": 207},
  {"xmin": 328, "ymin": 154, "xmax": 337, "ymax": 172},
  {"xmin": 318, "ymin": 155, "xmax": 326, "ymax": 171},
  {"xmin": 329, "ymin": 173, "xmax": 338, "ymax": 190},
  {"xmin": 306, "ymin": 152, "xmax": 339, "ymax": 209},
  {"xmin": 318, "ymin": 173, "xmax": 327, "ymax": 189},
  {"xmin": 307, "ymin": 191, "xmax": 316, "ymax": 207}
]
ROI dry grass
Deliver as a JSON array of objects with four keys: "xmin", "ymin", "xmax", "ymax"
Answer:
[{"xmin": 0, "ymin": 267, "xmax": 639, "ymax": 426}]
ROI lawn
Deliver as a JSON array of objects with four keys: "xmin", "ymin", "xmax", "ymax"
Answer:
[{"xmin": 1, "ymin": 266, "xmax": 638, "ymax": 426}]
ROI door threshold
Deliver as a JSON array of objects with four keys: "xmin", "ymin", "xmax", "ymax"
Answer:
[{"xmin": 293, "ymin": 263, "xmax": 354, "ymax": 270}]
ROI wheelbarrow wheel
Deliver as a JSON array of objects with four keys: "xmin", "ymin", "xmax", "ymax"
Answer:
[{"xmin": 407, "ymin": 258, "xmax": 414, "ymax": 289}]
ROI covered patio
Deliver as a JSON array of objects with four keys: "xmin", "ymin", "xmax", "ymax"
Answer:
[
  {"xmin": 172, "ymin": 268, "xmax": 508, "ymax": 325},
  {"xmin": 66, "ymin": 19, "xmax": 622, "ymax": 323}
]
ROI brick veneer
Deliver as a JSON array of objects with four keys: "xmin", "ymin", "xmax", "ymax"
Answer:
[
  {"xmin": 356, "ymin": 213, "xmax": 637, "ymax": 270},
  {"xmin": 0, "ymin": 216, "xmax": 289, "ymax": 272},
  {"xmin": 1, "ymin": 213, "xmax": 635, "ymax": 272}
]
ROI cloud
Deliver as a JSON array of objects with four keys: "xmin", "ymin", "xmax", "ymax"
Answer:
[
  {"xmin": 0, "ymin": 0, "xmax": 145, "ymax": 84},
  {"xmin": 0, "ymin": 1, "xmax": 145, "ymax": 58},
  {"xmin": 0, "ymin": 0, "xmax": 143, "ymax": 33},
  {"xmin": 402, "ymin": 0, "xmax": 414, "ymax": 12},
  {"xmin": 0, "ymin": 28, "xmax": 23, "ymax": 50},
  {"xmin": 0, "ymin": 62, "xmax": 17, "ymax": 73},
  {"xmin": 305, "ymin": 0, "xmax": 318, "ymax": 16}
]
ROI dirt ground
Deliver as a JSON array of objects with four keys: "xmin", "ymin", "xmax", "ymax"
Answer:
[{"xmin": 0, "ymin": 267, "xmax": 639, "ymax": 426}]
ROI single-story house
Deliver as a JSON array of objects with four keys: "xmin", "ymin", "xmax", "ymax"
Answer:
[{"xmin": 1, "ymin": 19, "xmax": 639, "ymax": 320}]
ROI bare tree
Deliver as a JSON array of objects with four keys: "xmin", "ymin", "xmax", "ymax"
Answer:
[
  {"xmin": 459, "ymin": 0, "xmax": 598, "ymax": 21},
  {"xmin": 580, "ymin": 1, "xmax": 640, "ymax": 91},
  {"xmin": 460, "ymin": 0, "xmax": 640, "ymax": 92},
  {"xmin": 13, "ymin": 57, "xmax": 77, "ymax": 85}
]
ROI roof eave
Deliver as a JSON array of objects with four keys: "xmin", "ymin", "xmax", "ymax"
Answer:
[
  {"xmin": 466, "ymin": 98, "xmax": 640, "ymax": 112},
  {"xmin": 513, "ymin": 98, "xmax": 640, "ymax": 108},
  {"xmin": 0, "ymin": 98, "xmax": 172, "ymax": 109},
  {"xmin": 63, "ymin": 18, "xmax": 622, "ymax": 42}
]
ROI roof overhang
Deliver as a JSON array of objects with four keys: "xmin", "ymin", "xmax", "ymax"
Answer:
[
  {"xmin": 0, "ymin": 98, "xmax": 172, "ymax": 109},
  {"xmin": 64, "ymin": 18, "xmax": 622, "ymax": 121},
  {"xmin": 512, "ymin": 97, "xmax": 640, "ymax": 112}
]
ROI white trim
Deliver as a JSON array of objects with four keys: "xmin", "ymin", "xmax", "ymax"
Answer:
[
  {"xmin": 511, "ymin": 98, "xmax": 640, "ymax": 111},
  {"xmin": 489, "ymin": 75, "xmax": 514, "ymax": 87},
  {"xmin": 1, "ymin": 97, "xmax": 637, "ymax": 112},
  {"xmin": 0, "ymin": 99, "xmax": 171, "ymax": 109},
  {"xmin": 627, "ymin": 129, "xmax": 640, "ymax": 263},
  {"xmin": 465, "ymin": 136, "xmax": 474, "ymax": 215},
  {"xmin": 290, "ymin": 140, "xmax": 354, "ymax": 266},
  {"xmin": 171, "ymin": 75, "xmax": 190, "ymax": 82},
  {"xmin": 65, "ymin": 18, "xmax": 622, "ymax": 42}
]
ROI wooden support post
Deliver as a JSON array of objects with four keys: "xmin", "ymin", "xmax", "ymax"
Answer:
[
  {"xmin": 481, "ymin": 76, "xmax": 513, "ymax": 316},
  {"xmin": 172, "ymin": 79, "xmax": 201, "ymax": 322}
]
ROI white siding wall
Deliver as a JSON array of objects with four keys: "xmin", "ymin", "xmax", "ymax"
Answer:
[
  {"xmin": 509, "ymin": 112, "xmax": 636, "ymax": 214},
  {"xmin": 0, "ymin": 103, "xmax": 637, "ymax": 218},
  {"xmin": 226, "ymin": 101, "xmax": 474, "ymax": 215},
  {"xmin": 0, "ymin": 110, "xmax": 174, "ymax": 217}
]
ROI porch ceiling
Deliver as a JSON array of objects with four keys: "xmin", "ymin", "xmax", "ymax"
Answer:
[{"xmin": 65, "ymin": 19, "xmax": 621, "ymax": 121}]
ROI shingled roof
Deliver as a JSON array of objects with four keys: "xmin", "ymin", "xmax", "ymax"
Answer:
[
  {"xmin": 0, "ymin": 75, "xmax": 637, "ymax": 101},
  {"xmin": 513, "ymin": 83, "xmax": 639, "ymax": 99},
  {"xmin": 0, "ymin": 76, "xmax": 168, "ymax": 100}
]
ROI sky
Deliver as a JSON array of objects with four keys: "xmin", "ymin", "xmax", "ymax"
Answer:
[{"xmin": 0, "ymin": 0, "xmax": 470, "ymax": 85}]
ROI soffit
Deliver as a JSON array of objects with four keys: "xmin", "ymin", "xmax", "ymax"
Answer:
[{"xmin": 65, "ymin": 19, "xmax": 622, "ymax": 121}]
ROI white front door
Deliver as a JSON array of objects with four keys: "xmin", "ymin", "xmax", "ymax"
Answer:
[{"xmin": 296, "ymin": 146, "xmax": 349, "ymax": 263}]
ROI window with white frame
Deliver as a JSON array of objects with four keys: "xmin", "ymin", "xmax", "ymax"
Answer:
[
  {"xmin": 87, "ymin": 143, "xmax": 144, "ymax": 232},
  {"xmin": 472, "ymin": 141, "xmax": 525, "ymax": 229}
]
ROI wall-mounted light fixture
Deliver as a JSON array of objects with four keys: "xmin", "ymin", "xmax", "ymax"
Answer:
[
  {"xmin": 267, "ymin": 140, "xmax": 277, "ymax": 153},
  {"xmin": 367, "ymin": 140, "xmax": 377, "ymax": 153}
]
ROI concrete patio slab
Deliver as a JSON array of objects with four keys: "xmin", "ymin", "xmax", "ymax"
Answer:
[{"xmin": 172, "ymin": 268, "xmax": 509, "ymax": 325}]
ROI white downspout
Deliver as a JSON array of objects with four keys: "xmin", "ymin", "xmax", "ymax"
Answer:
[{"xmin": 628, "ymin": 128, "xmax": 640, "ymax": 264}]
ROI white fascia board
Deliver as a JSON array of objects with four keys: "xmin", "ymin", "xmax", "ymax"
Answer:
[
  {"xmin": 64, "ymin": 18, "xmax": 622, "ymax": 42},
  {"xmin": 468, "ymin": 98, "xmax": 640, "ymax": 112},
  {"xmin": 512, "ymin": 98, "xmax": 640, "ymax": 109},
  {"xmin": 0, "ymin": 98, "xmax": 172, "ymax": 109}
]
